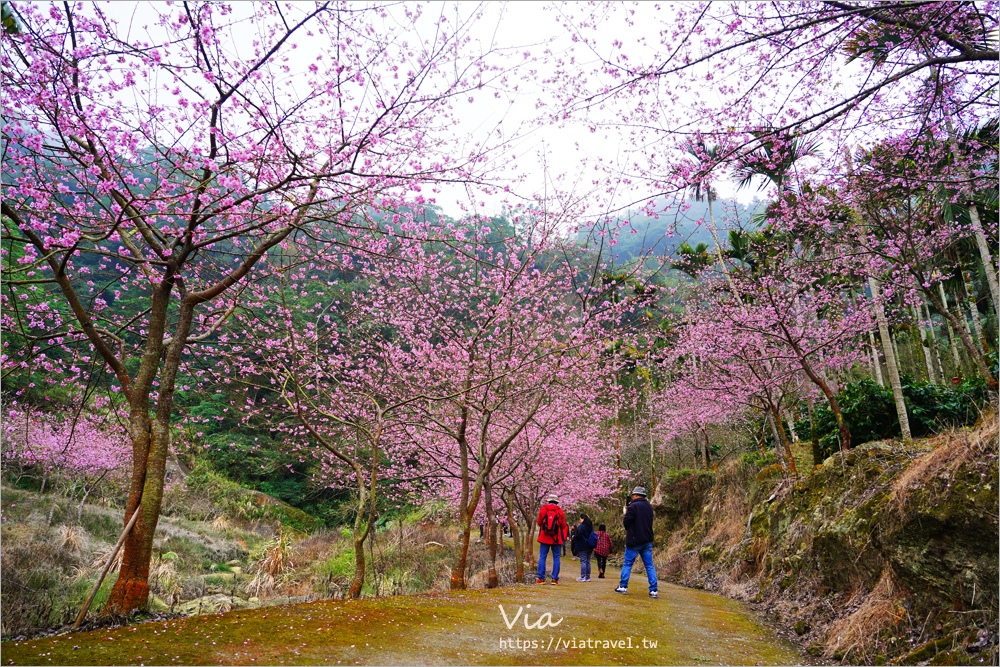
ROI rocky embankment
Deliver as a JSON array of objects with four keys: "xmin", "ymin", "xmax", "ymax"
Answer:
[{"xmin": 653, "ymin": 415, "xmax": 998, "ymax": 666}]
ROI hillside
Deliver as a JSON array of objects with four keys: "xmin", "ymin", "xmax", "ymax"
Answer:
[
  {"xmin": 0, "ymin": 463, "xmax": 486, "ymax": 641},
  {"xmin": 576, "ymin": 196, "xmax": 765, "ymax": 267},
  {"xmin": 647, "ymin": 413, "xmax": 999, "ymax": 666}
]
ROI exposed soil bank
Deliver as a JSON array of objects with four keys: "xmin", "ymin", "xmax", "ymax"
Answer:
[{"xmin": 2, "ymin": 568, "xmax": 805, "ymax": 666}]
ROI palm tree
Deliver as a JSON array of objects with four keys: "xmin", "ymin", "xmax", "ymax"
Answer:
[
  {"xmin": 682, "ymin": 139, "xmax": 740, "ymax": 297},
  {"xmin": 733, "ymin": 128, "xmax": 821, "ymax": 195}
]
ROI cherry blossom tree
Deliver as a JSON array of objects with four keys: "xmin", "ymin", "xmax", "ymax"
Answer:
[
  {"xmin": 2, "ymin": 1, "xmax": 517, "ymax": 613},
  {"xmin": 554, "ymin": 1, "xmax": 996, "ymax": 203},
  {"xmin": 351, "ymin": 228, "xmax": 643, "ymax": 590},
  {"xmin": 1, "ymin": 403, "xmax": 129, "ymax": 521}
]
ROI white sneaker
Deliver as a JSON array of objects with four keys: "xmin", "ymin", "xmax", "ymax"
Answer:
[
  {"xmin": 615, "ymin": 585, "xmax": 628, "ymax": 594},
  {"xmin": 649, "ymin": 590, "xmax": 658, "ymax": 598},
  {"xmin": 576, "ymin": 577, "xmax": 587, "ymax": 582},
  {"xmin": 584, "ymin": 577, "xmax": 591, "ymax": 582}
]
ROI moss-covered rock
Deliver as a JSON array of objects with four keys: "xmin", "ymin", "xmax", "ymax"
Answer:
[{"xmin": 177, "ymin": 593, "xmax": 252, "ymax": 616}]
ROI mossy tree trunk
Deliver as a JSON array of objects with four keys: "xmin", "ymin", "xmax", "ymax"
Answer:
[
  {"xmin": 771, "ymin": 406, "xmax": 798, "ymax": 478},
  {"xmin": 807, "ymin": 397, "xmax": 822, "ymax": 467},
  {"xmin": 913, "ymin": 304, "xmax": 940, "ymax": 384},
  {"xmin": 939, "ymin": 282, "xmax": 964, "ymax": 375}
]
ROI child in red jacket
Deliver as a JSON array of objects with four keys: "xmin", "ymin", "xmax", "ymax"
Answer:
[{"xmin": 593, "ymin": 523, "xmax": 613, "ymax": 578}]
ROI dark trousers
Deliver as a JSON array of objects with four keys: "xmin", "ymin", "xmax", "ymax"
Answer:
[{"xmin": 596, "ymin": 555, "xmax": 607, "ymax": 573}]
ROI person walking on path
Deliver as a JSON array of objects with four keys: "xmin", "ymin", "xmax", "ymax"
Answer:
[
  {"xmin": 536, "ymin": 494, "xmax": 568, "ymax": 584},
  {"xmin": 615, "ymin": 486, "xmax": 658, "ymax": 598},
  {"xmin": 572, "ymin": 514, "xmax": 595, "ymax": 581},
  {"xmin": 593, "ymin": 523, "xmax": 613, "ymax": 579}
]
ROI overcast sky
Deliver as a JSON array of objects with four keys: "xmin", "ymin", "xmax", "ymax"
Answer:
[{"xmin": 102, "ymin": 1, "xmax": 764, "ymax": 222}]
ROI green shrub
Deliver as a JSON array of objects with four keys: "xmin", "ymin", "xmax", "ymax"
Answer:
[{"xmin": 798, "ymin": 377, "xmax": 992, "ymax": 459}]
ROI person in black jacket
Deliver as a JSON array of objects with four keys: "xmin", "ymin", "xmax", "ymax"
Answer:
[
  {"xmin": 615, "ymin": 486, "xmax": 658, "ymax": 598},
  {"xmin": 571, "ymin": 514, "xmax": 594, "ymax": 581}
]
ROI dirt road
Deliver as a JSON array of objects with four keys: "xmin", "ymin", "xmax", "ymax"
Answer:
[{"xmin": 3, "ymin": 566, "xmax": 805, "ymax": 665}]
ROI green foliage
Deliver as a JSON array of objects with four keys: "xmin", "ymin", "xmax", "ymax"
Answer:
[
  {"xmin": 185, "ymin": 460, "xmax": 324, "ymax": 532},
  {"xmin": 798, "ymin": 377, "xmax": 991, "ymax": 459},
  {"xmin": 316, "ymin": 551, "xmax": 355, "ymax": 580},
  {"xmin": 1, "ymin": 1, "xmax": 20, "ymax": 34},
  {"xmin": 738, "ymin": 450, "xmax": 779, "ymax": 473}
]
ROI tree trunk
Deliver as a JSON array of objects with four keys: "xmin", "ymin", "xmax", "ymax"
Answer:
[
  {"xmin": 503, "ymin": 492, "xmax": 523, "ymax": 584},
  {"xmin": 451, "ymin": 468, "xmax": 489, "ymax": 590},
  {"xmin": 868, "ymin": 277, "xmax": 911, "ymax": 440},
  {"xmin": 107, "ymin": 295, "xmax": 194, "ymax": 614},
  {"xmin": 923, "ymin": 300, "xmax": 946, "ymax": 382},
  {"xmin": 963, "ymin": 270, "xmax": 986, "ymax": 353},
  {"xmin": 771, "ymin": 407, "xmax": 797, "ymax": 478},
  {"xmin": 701, "ymin": 428, "xmax": 712, "ymax": 468},
  {"xmin": 913, "ymin": 304, "xmax": 939, "ymax": 384},
  {"xmin": 484, "ymin": 479, "xmax": 499, "ymax": 589},
  {"xmin": 807, "ymin": 397, "xmax": 822, "ymax": 467},
  {"xmin": 868, "ymin": 328, "xmax": 885, "ymax": 386},
  {"xmin": 778, "ymin": 326, "xmax": 852, "ymax": 452},
  {"xmin": 77, "ymin": 471, "xmax": 108, "ymax": 522},
  {"xmin": 969, "ymin": 205, "xmax": 1000, "ymax": 313},
  {"xmin": 47, "ymin": 480, "xmax": 64, "ymax": 526},
  {"xmin": 452, "ymin": 517, "xmax": 472, "ymax": 591},
  {"xmin": 923, "ymin": 282, "xmax": 998, "ymax": 391},
  {"xmin": 106, "ymin": 417, "xmax": 169, "ymax": 613},
  {"xmin": 765, "ymin": 411, "xmax": 788, "ymax": 476},
  {"xmin": 347, "ymin": 466, "xmax": 377, "ymax": 599},
  {"xmin": 349, "ymin": 535, "xmax": 367, "ymax": 599},
  {"xmin": 649, "ymin": 428, "xmax": 657, "ymax": 496},
  {"xmin": 939, "ymin": 282, "xmax": 964, "ymax": 376},
  {"xmin": 781, "ymin": 406, "xmax": 800, "ymax": 443},
  {"xmin": 891, "ymin": 333, "xmax": 905, "ymax": 376}
]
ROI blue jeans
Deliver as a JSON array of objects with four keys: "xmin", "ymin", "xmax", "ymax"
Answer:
[
  {"xmin": 619, "ymin": 541, "xmax": 657, "ymax": 591},
  {"xmin": 537, "ymin": 542, "xmax": 561, "ymax": 581},
  {"xmin": 579, "ymin": 549, "xmax": 592, "ymax": 578}
]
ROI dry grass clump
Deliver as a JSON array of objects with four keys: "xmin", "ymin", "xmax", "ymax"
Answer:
[
  {"xmin": 56, "ymin": 524, "xmax": 87, "ymax": 552},
  {"xmin": 211, "ymin": 516, "xmax": 232, "ymax": 532},
  {"xmin": 824, "ymin": 568, "xmax": 906, "ymax": 661},
  {"xmin": 891, "ymin": 411, "xmax": 998, "ymax": 515},
  {"xmin": 249, "ymin": 530, "xmax": 294, "ymax": 596},
  {"xmin": 148, "ymin": 554, "xmax": 181, "ymax": 601},
  {"xmin": 705, "ymin": 491, "xmax": 748, "ymax": 545},
  {"xmin": 0, "ymin": 523, "xmax": 84, "ymax": 638},
  {"xmin": 716, "ymin": 571, "xmax": 760, "ymax": 602},
  {"xmin": 91, "ymin": 544, "xmax": 124, "ymax": 573},
  {"xmin": 657, "ymin": 521, "xmax": 699, "ymax": 579}
]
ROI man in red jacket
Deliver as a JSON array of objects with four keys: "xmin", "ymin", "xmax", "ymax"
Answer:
[{"xmin": 536, "ymin": 494, "xmax": 568, "ymax": 584}]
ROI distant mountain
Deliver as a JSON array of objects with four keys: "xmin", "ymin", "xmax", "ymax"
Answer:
[{"xmin": 577, "ymin": 197, "xmax": 764, "ymax": 268}]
